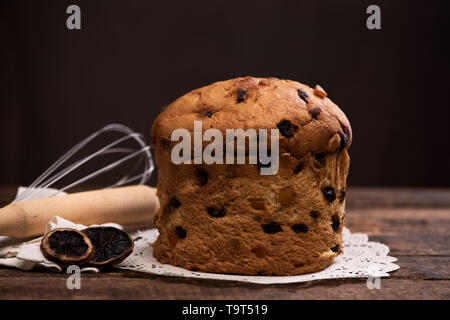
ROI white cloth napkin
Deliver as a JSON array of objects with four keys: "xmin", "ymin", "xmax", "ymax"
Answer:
[
  {"xmin": 0, "ymin": 187, "xmax": 400, "ymax": 284},
  {"xmin": 0, "ymin": 187, "xmax": 122, "ymax": 273}
]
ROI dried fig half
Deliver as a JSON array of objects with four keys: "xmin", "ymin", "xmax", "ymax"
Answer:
[
  {"xmin": 40, "ymin": 228, "xmax": 94, "ymax": 267},
  {"xmin": 82, "ymin": 227, "xmax": 134, "ymax": 268}
]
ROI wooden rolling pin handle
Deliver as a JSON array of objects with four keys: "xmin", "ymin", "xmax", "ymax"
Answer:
[{"xmin": 0, "ymin": 185, "xmax": 160, "ymax": 238}]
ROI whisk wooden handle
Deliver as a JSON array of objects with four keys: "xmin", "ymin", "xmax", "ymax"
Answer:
[{"xmin": 0, "ymin": 185, "xmax": 160, "ymax": 238}]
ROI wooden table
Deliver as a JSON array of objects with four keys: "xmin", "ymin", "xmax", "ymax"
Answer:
[{"xmin": 0, "ymin": 186, "xmax": 449, "ymax": 300}]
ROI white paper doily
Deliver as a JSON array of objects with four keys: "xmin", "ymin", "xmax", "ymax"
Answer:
[
  {"xmin": 119, "ymin": 227, "xmax": 399, "ymax": 284},
  {"xmin": 0, "ymin": 186, "xmax": 399, "ymax": 284}
]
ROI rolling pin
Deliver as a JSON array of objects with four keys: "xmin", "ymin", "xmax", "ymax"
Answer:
[{"xmin": 0, "ymin": 185, "xmax": 160, "ymax": 238}]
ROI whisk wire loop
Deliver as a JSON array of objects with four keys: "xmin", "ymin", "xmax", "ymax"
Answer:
[{"xmin": 14, "ymin": 124, "xmax": 154, "ymax": 203}]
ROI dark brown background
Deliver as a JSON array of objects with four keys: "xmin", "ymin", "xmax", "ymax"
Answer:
[{"xmin": 1, "ymin": 0, "xmax": 449, "ymax": 187}]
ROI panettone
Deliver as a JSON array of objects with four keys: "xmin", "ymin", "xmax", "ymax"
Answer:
[{"xmin": 150, "ymin": 76, "xmax": 351, "ymax": 275}]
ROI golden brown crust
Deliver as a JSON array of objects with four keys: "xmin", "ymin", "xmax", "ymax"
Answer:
[
  {"xmin": 150, "ymin": 77, "xmax": 351, "ymax": 276},
  {"xmin": 151, "ymin": 77, "xmax": 352, "ymax": 158}
]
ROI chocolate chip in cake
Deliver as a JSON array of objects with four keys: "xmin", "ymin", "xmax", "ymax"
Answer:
[
  {"xmin": 339, "ymin": 132, "xmax": 349, "ymax": 151},
  {"xmin": 262, "ymin": 222, "xmax": 282, "ymax": 234},
  {"xmin": 161, "ymin": 137, "xmax": 171, "ymax": 149},
  {"xmin": 339, "ymin": 189, "xmax": 346, "ymax": 202},
  {"xmin": 322, "ymin": 187, "xmax": 336, "ymax": 203},
  {"xmin": 277, "ymin": 120, "xmax": 297, "ymax": 138},
  {"xmin": 175, "ymin": 226, "xmax": 187, "ymax": 239},
  {"xmin": 236, "ymin": 89, "xmax": 247, "ymax": 103},
  {"xmin": 204, "ymin": 110, "xmax": 212, "ymax": 118},
  {"xmin": 330, "ymin": 245, "xmax": 340, "ymax": 252},
  {"xmin": 291, "ymin": 223, "xmax": 309, "ymax": 233},
  {"xmin": 309, "ymin": 211, "xmax": 319, "ymax": 219},
  {"xmin": 169, "ymin": 197, "xmax": 181, "ymax": 208},
  {"xmin": 309, "ymin": 106, "xmax": 321, "ymax": 119},
  {"xmin": 293, "ymin": 161, "xmax": 304, "ymax": 174},
  {"xmin": 207, "ymin": 206, "xmax": 226, "ymax": 218},
  {"xmin": 331, "ymin": 214, "xmax": 341, "ymax": 231},
  {"xmin": 195, "ymin": 168, "xmax": 208, "ymax": 186},
  {"xmin": 297, "ymin": 89, "xmax": 309, "ymax": 103},
  {"xmin": 314, "ymin": 152, "xmax": 326, "ymax": 167}
]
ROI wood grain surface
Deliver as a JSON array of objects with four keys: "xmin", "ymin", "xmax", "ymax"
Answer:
[{"xmin": 0, "ymin": 185, "xmax": 449, "ymax": 300}]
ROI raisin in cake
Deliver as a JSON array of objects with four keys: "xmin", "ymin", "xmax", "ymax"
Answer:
[{"xmin": 150, "ymin": 77, "xmax": 351, "ymax": 276}]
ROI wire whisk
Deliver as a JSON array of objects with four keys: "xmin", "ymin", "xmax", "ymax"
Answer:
[{"xmin": 14, "ymin": 123, "xmax": 154, "ymax": 203}]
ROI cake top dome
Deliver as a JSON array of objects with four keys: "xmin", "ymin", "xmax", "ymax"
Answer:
[{"xmin": 151, "ymin": 76, "xmax": 351, "ymax": 159}]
